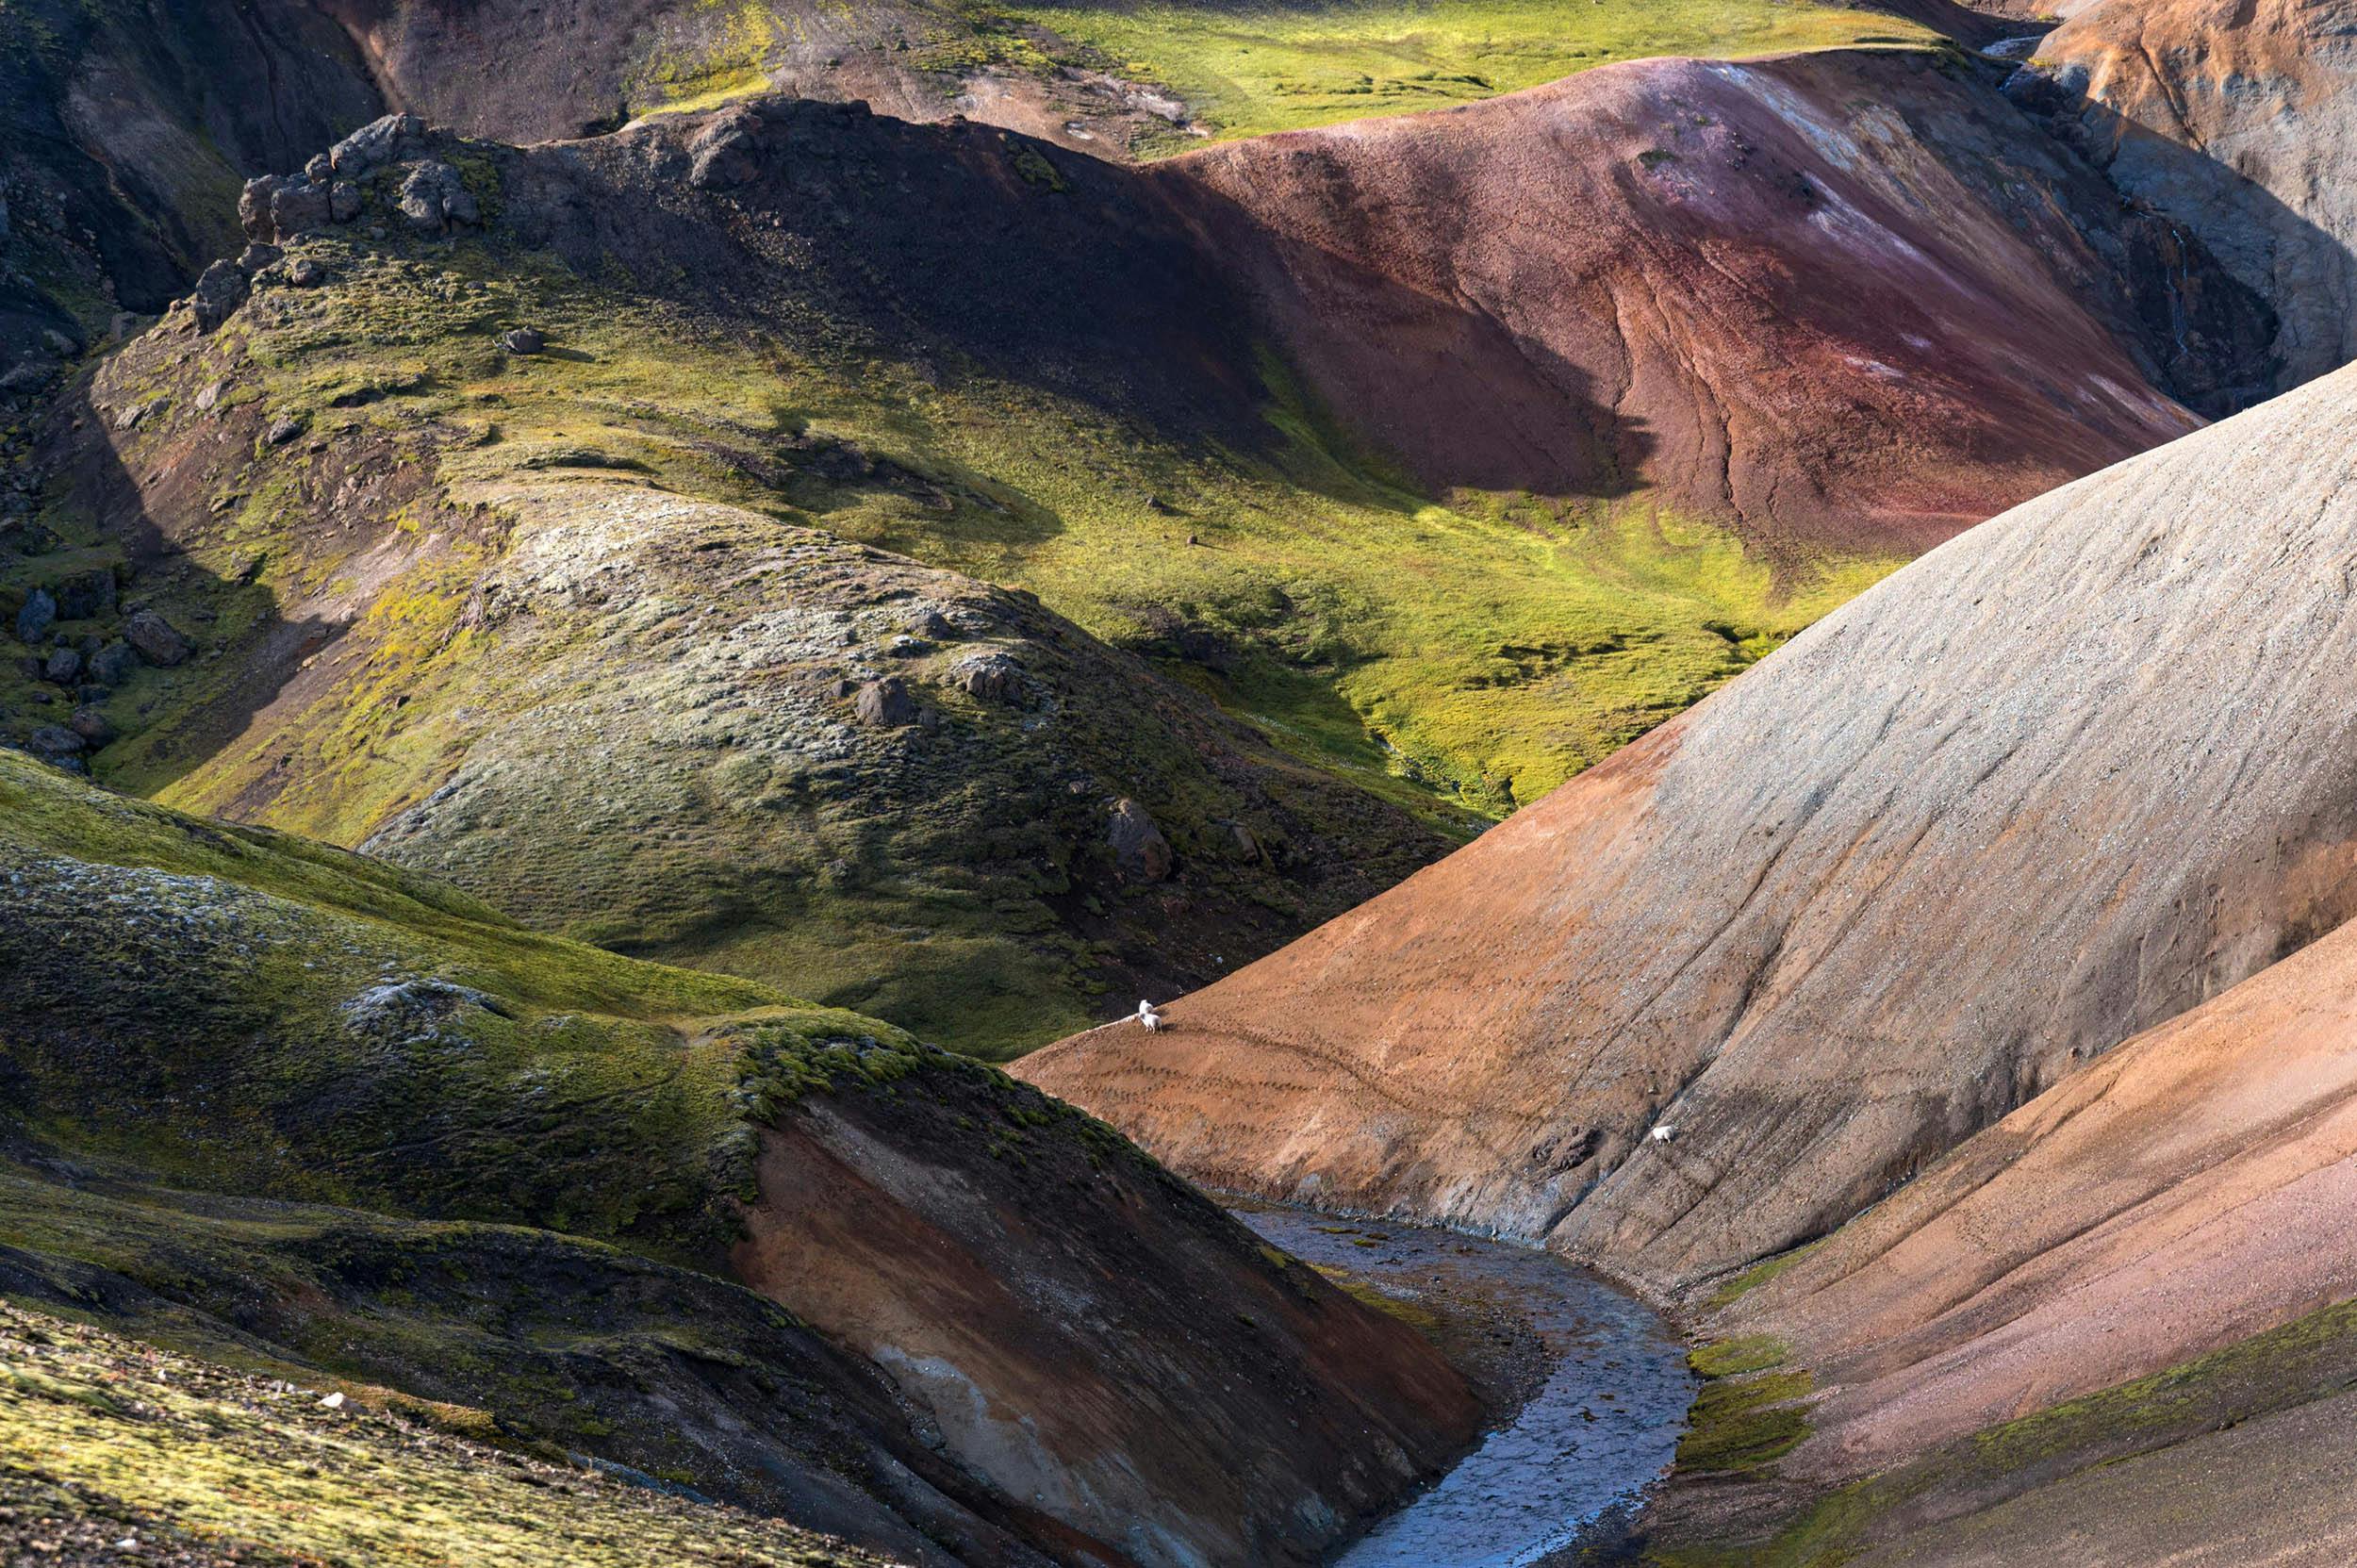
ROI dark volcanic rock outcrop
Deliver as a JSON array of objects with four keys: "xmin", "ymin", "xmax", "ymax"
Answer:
[
  {"xmin": 0, "ymin": 0, "xmax": 379, "ymax": 373},
  {"xmin": 1021, "ymin": 358, "xmax": 2357, "ymax": 1297}
]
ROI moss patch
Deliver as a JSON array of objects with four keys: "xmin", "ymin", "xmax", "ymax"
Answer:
[
  {"xmin": 1676, "ymin": 1337, "xmax": 1812, "ymax": 1474},
  {"xmin": 960, "ymin": 0, "xmax": 1942, "ymax": 151}
]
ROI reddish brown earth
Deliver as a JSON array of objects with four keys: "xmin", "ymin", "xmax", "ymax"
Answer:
[
  {"xmin": 1019, "ymin": 358, "xmax": 2357, "ymax": 1298},
  {"xmin": 737, "ymin": 1081, "xmax": 1481, "ymax": 1568},
  {"xmin": 1156, "ymin": 49, "xmax": 2243, "ymax": 555}
]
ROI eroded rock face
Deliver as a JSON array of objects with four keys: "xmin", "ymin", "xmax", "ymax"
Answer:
[
  {"xmin": 1724, "ymin": 904, "xmax": 2357, "ymax": 1482},
  {"xmin": 2026, "ymin": 0, "xmax": 2357, "ymax": 390},
  {"xmin": 1020, "ymin": 360, "xmax": 2357, "ymax": 1296}
]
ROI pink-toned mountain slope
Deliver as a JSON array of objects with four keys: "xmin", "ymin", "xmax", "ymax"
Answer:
[{"xmin": 1155, "ymin": 49, "xmax": 2233, "ymax": 556}]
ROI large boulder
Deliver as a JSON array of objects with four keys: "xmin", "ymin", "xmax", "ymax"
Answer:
[
  {"xmin": 398, "ymin": 160, "xmax": 479, "ymax": 236},
  {"xmin": 14, "ymin": 589, "xmax": 54, "ymax": 646},
  {"xmin": 1107, "ymin": 798, "xmax": 1174, "ymax": 883},
  {"xmin": 123, "ymin": 609, "xmax": 193, "ymax": 668},
  {"xmin": 329, "ymin": 113, "xmax": 428, "ymax": 178},
  {"xmin": 851, "ymin": 676, "xmax": 915, "ymax": 727},
  {"xmin": 187, "ymin": 261, "xmax": 249, "ymax": 332}
]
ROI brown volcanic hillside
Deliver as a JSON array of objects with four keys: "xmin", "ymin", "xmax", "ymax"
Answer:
[
  {"xmin": 1020, "ymin": 357, "xmax": 2357, "ymax": 1297},
  {"xmin": 2020, "ymin": 0, "xmax": 2357, "ymax": 390},
  {"xmin": 1158, "ymin": 48, "xmax": 2255, "ymax": 554},
  {"xmin": 0, "ymin": 751, "xmax": 1477, "ymax": 1567}
]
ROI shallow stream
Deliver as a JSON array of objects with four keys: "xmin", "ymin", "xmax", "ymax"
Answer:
[{"xmin": 1234, "ymin": 1204, "xmax": 1695, "ymax": 1568}]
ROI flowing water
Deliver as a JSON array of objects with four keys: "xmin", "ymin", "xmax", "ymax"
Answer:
[{"xmin": 1234, "ymin": 1204, "xmax": 1695, "ymax": 1568}]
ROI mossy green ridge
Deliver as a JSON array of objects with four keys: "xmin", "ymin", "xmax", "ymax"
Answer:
[
  {"xmin": 595, "ymin": 0, "xmax": 1945, "ymax": 157},
  {"xmin": 0, "ymin": 1299, "xmax": 889, "ymax": 1567},
  {"xmin": 19, "ymin": 106, "xmax": 1891, "ymax": 1055},
  {"xmin": 4, "ymin": 744, "xmax": 891, "ymax": 1261},
  {"xmin": 1647, "ymin": 1292, "xmax": 2357, "ymax": 1566},
  {"xmin": 937, "ymin": 0, "xmax": 1944, "ymax": 150},
  {"xmin": 0, "ymin": 748, "xmax": 1477, "ymax": 1563},
  {"xmin": 0, "ymin": 745, "xmax": 1076, "ymax": 1549}
]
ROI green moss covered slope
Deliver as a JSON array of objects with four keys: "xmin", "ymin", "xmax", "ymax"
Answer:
[{"xmin": 10, "ymin": 106, "xmax": 1883, "ymax": 1056}]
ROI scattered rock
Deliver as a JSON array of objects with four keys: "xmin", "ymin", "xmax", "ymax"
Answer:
[
  {"xmin": 42, "ymin": 646, "xmax": 81, "ymax": 685},
  {"xmin": 86, "ymin": 641, "xmax": 138, "ymax": 685},
  {"xmin": 288, "ymin": 257, "xmax": 328, "ymax": 288},
  {"xmin": 884, "ymin": 635, "xmax": 927, "ymax": 657},
  {"xmin": 15, "ymin": 587, "xmax": 55, "ymax": 645},
  {"xmin": 239, "ymin": 174, "xmax": 285, "ymax": 241},
  {"xmin": 906, "ymin": 607, "xmax": 956, "ymax": 638},
  {"xmin": 272, "ymin": 179, "xmax": 332, "ymax": 238},
  {"xmin": 501, "ymin": 326, "xmax": 545, "ymax": 355},
  {"xmin": 399, "ymin": 160, "xmax": 479, "ymax": 236},
  {"xmin": 330, "ymin": 179, "xmax": 362, "ymax": 223},
  {"xmin": 0, "ymin": 363, "xmax": 50, "ymax": 395},
  {"xmin": 112, "ymin": 402, "xmax": 148, "ymax": 431},
  {"xmin": 1227, "ymin": 820, "xmax": 1264, "ymax": 862},
  {"xmin": 53, "ymin": 569, "xmax": 114, "ymax": 619},
  {"xmin": 194, "ymin": 379, "xmax": 227, "ymax": 412},
  {"xmin": 318, "ymin": 1390, "xmax": 347, "ymax": 1410},
  {"xmin": 687, "ymin": 109, "xmax": 762, "ymax": 190},
  {"xmin": 1107, "ymin": 798, "xmax": 1174, "ymax": 882},
  {"xmin": 304, "ymin": 153, "xmax": 335, "ymax": 185},
  {"xmin": 952, "ymin": 652, "xmax": 1025, "ymax": 702},
  {"xmin": 239, "ymin": 241, "xmax": 284, "ymax": 273},
  {"xmin": 188, "ymin": 259, "xmax": 250, "ymax": 332},
  {"xmin": 123, "ymin": 609, "xmax": 193, "ymax": 667},
  {"xmin": 25, "ymin": 724, "xmax": 84, "ymax": 763},
  {"xmin": 853, "ymin": 676, "xmax": 917, "ymax": 727},
  {"xmin": 266, "ymin": 416, "xmax": 305, "ymax": 446}
]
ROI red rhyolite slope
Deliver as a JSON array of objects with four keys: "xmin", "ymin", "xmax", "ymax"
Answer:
[{"xmin": 1156, "ymin": 49, "xmax": 2240, "ymax": 557}]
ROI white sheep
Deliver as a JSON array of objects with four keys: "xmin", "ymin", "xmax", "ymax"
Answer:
[
  {"xmin": 1136, "ymin": 999, "xmax": 1164, "ymax": 1032},
  {"xmin": 1650, "ymin": 1124, "xmax": 1677, "ymax": 1144}
]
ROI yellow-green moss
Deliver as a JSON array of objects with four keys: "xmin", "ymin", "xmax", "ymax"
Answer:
[{"xmin": 1677, "ymin": 1337, "xmax": 1812, "ymax": 1474}]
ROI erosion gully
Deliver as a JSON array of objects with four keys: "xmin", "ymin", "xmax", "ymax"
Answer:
[{"xmin": 1231, "ymin": 1201, "xmax": 1695, "ymax": 1568}]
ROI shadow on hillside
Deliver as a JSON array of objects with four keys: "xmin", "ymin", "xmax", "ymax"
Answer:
[
  {"xmin": 506, "ymin": 96, "xmax": 1655, "ymax": 518},
  {"xmin": 1998, "ymin": 57, "xmax": 2336, "ymax": 414},
  {"xmin": 30, "ymin": 374, "xmax": 345, "ymax": 802}
]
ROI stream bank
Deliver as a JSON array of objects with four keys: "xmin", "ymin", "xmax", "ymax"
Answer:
[{"xmin": 1233, "ymin": 1202, "xmax": 1695, "ymax": 1568}]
